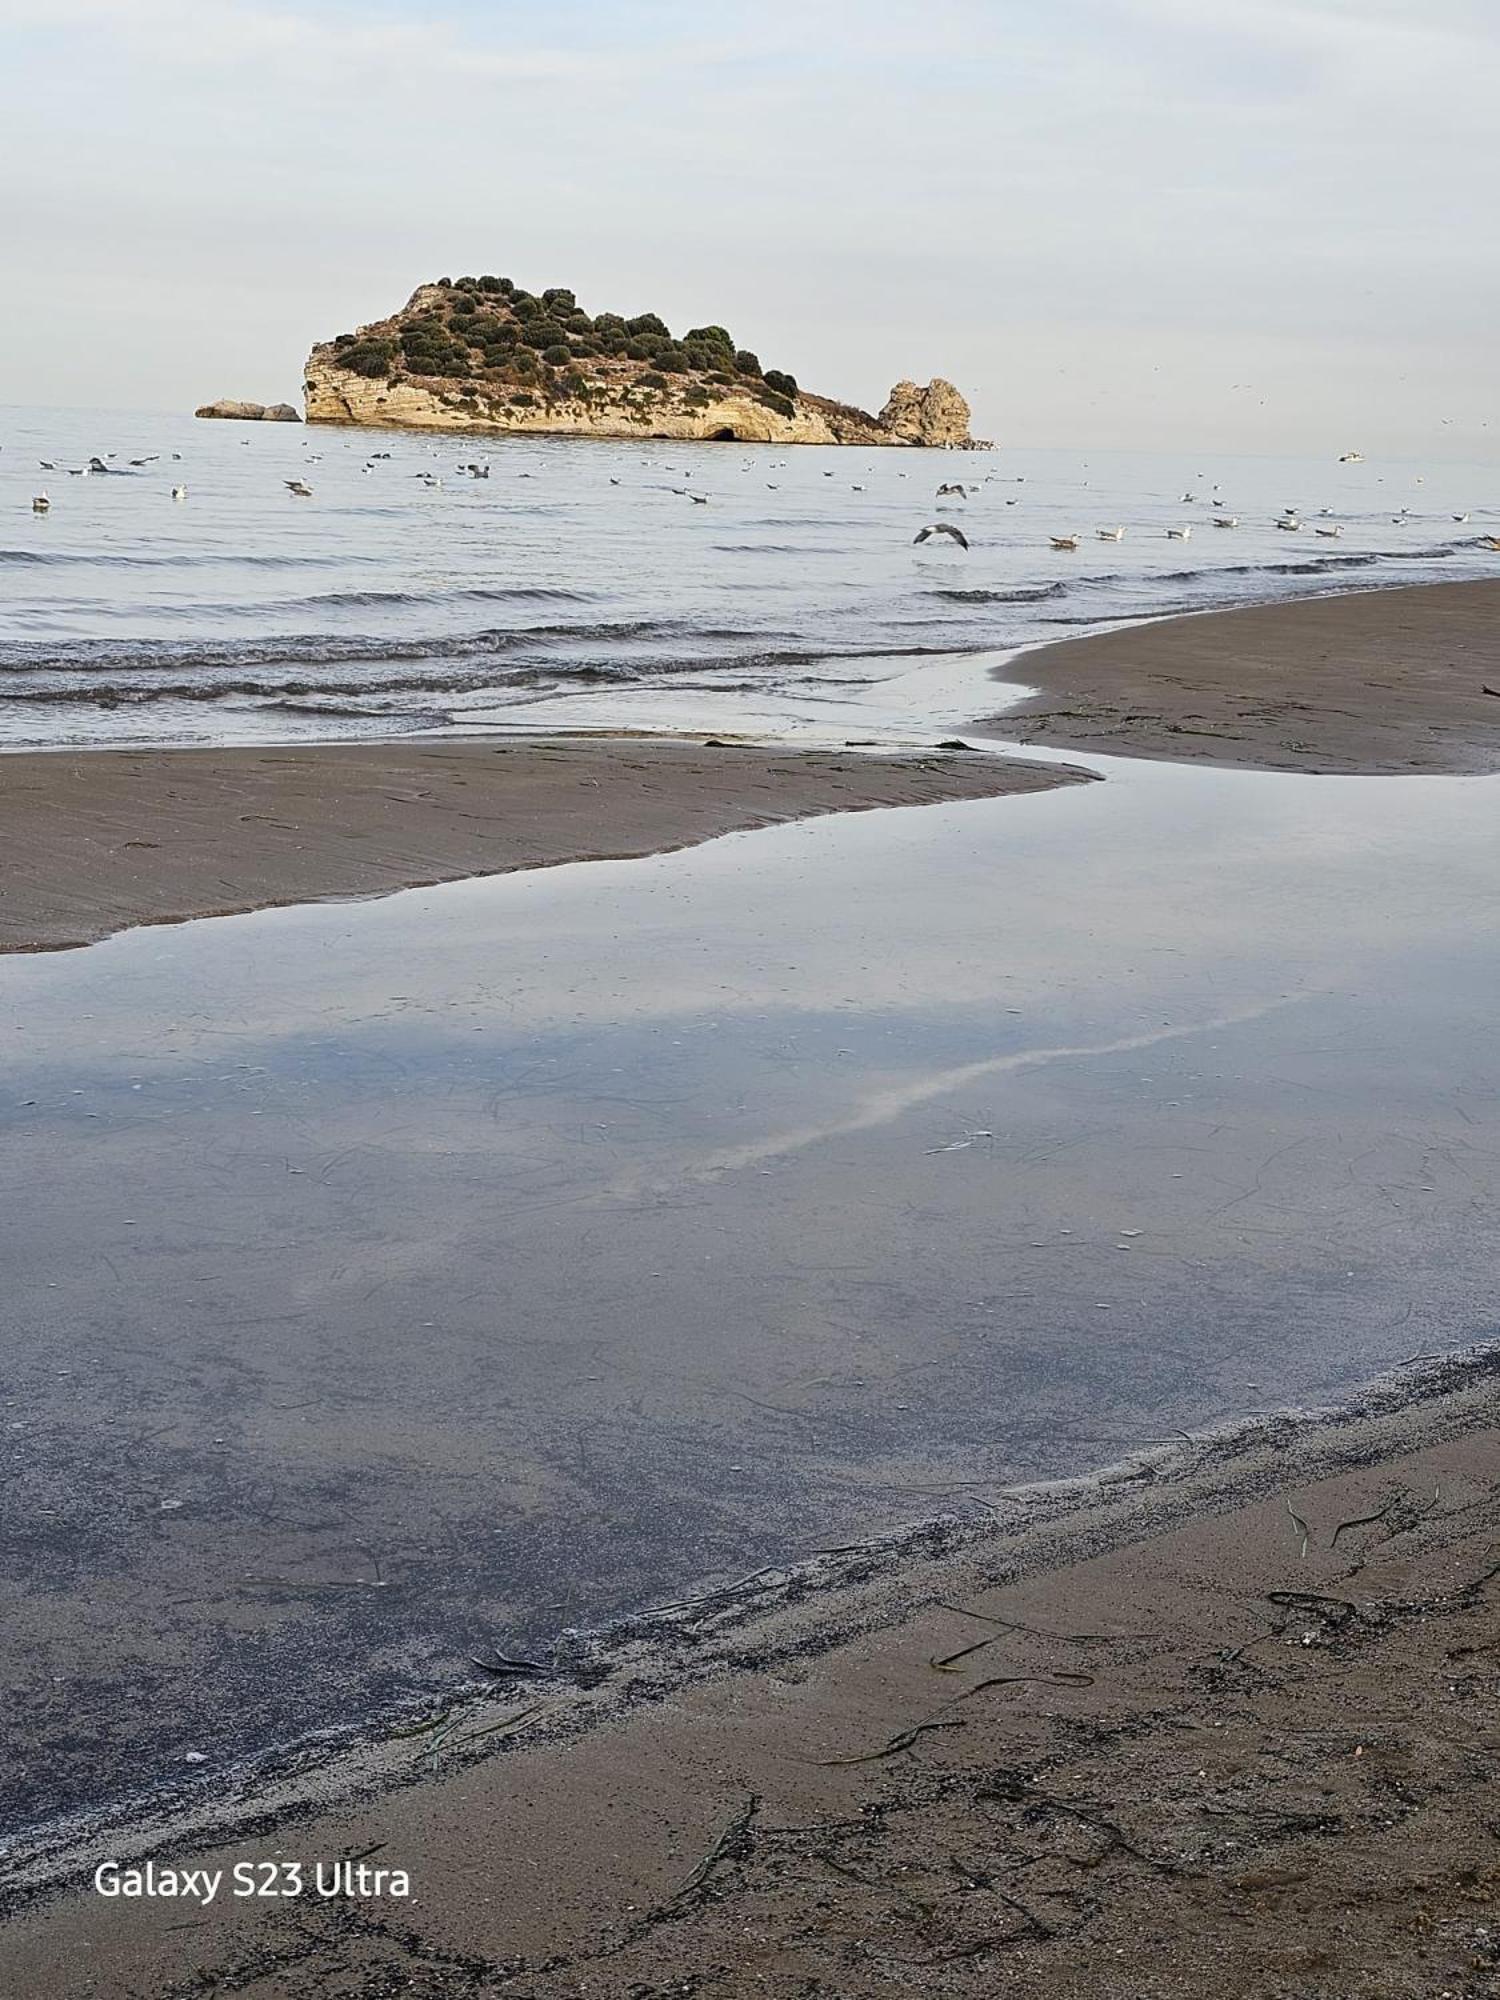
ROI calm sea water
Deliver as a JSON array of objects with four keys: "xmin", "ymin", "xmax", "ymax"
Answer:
[{"xmin": 3, "ymin": 404, "xmax": 1496, "ymax": 749}]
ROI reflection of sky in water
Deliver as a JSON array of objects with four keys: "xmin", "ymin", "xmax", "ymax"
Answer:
[{"xmin": 4, "ymin": 756, "xmax": 1500, "ymax": 1830}]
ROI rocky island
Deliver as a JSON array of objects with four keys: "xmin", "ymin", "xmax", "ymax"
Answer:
[{"xmin": 302, "ymin": 275, "xmax": 977, "ymax": 446}]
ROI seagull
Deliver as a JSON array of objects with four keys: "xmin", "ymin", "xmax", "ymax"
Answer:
[
  {"xmin": 1453, "ymin": 512, "xmax": 1471, "ymax": 523},
  {"xmin": 1166, "ymin": 524, "xmax": 1192, "ymax": 540},
  {"xmin": 171, "ymin": 485, "xmax": 187, "ymax": 501},
  {"xmin": 130, "ymin": 456, "xmax": 159, "ymax": 466},
  {"xmin": 1096, "ymin": 526, "xmax": 1125, "ymax": 541},
  {"xmin": 32, "ymin": 493, "xmax": 49, "ymax": 513},
  {"xmin": 936, "ymin": 483, "xmax": 967, "ymax": 498},
  {"xmin": 914, "ymin": 523, "xmax": 969, "ymax": 548},
  {"xmin": 88, "ymin": 456, "xmax": 110, "ymax": 474},
  {"xmin": 38, "ymin": 460, "xmax": 56, "ymax": 470},
  {"xmin": 671, "ymin": 488, "xmax": 708, "ymax": 503},
  {"xmin": 1315, "ymin": 524, "xmax": 1343, "ymax": 538},
  {"xmin": 1179, "ymin": 491, "xmax": 1197, "ymax": 504},
  {"xmin": 1275, "ymin": 515, "xmax": 1301, "ymax": 531},
  {"xmin": 285, "ymin": 480, "xmax": 314, "ymax": 497},
  {"xmin": 1050, "ymin": 535, "xmax": 1081, "ymax": 551},
  {"xmin": 1212, "ymin": 516, "xmax": 1239, "ymax": 528}
]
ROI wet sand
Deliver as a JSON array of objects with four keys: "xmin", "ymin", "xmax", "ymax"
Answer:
[
  {"xmin": 0, "ymin": 738, "xmax": 1089, "ymax": 953},
  {"xmin": 4, "ymin": 1362, "xmax": 1499, "ymax": 1997},
  {"xmin": 990, "ymin": 578, "xmax": 1500, "ymax": 773},
  {"xmin": 6, "ymin": 579, "xmax": 1500, "ymax": 1992}
]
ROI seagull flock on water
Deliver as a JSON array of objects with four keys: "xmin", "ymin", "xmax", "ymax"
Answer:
[{"xmin": 15, "ymin": 437, "xmax": 1498, "ymax": 568}]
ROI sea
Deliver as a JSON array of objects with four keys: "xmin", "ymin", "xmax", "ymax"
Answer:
[{"xmin": 2, "ymin": 403, "xmax": 1496, "ymax": 750}]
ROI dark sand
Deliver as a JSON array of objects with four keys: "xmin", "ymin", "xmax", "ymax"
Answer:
[
  {"xmin": 0, "ymin": 738, "xmax": 1089, "ymax": 953},
  {"xmin": 989, "ymin": 578, "xmax": 1500, "ymax": 773},
  {"xmin": 4, "ymin": 1366, "xmax": 1499, "ymax": 1998}
]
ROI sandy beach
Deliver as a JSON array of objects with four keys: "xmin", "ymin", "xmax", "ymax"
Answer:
[
  {"xmin": 990, "ymin": 578, "xmax": 1500, "ymax": 774},
  {"xmin": 0, "ymin": 738, "xmax": 1090, "ymax": 954}
]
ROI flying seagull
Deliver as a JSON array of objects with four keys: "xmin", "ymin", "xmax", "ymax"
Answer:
[{"xmin": 914, "ymin": 523, "xmax": 969, "ymax": 548}]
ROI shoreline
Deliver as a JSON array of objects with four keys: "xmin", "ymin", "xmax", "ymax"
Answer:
[
  {"xmin": 4, "ymin": 1346, "xmax": 1499, "ymax": 1992},
  {"xmin": 0, "ymin": 736, "xmax": 1091, "ymax": 955},
  {"xmin": 1, "ymin": 577, "xmax": 1497, "ymax": 959},
  {"xmin": 6, "ymin": 576, "xmax": 1500, "ymax": 1988},
  {"xmin": 986, "ymin": 576, "xmax": 1500, "ymax": 774}
]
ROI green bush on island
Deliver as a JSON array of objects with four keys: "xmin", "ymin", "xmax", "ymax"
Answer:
[
  {"xmin": 339, "ymin": 338, "xmax": 397, "ymax": 377},
  {"xmin": 325, "ymin": 278, "xmax": 810, "ymax": 418}
]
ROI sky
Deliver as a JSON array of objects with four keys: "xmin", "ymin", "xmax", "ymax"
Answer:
[{"xmin": 3, "ymin": 0, "xmax": 1497, "ymax": 456}]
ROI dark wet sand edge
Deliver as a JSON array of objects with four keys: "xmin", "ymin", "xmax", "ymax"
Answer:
[
  {"xmin": 982, "ymin": 576, "xmax": 1500, "ymax": 774},
  {"xmin": 0, "ymin": 737, "xmax": 1092, "ymax": 954},
  {"xmin": 4, "ymin": 1351, "xmax": 1499, "ymax": 1995}
]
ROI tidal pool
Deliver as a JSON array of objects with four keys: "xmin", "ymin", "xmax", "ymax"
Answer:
[{"xmin": 3, "ymin": 752, "xmax": 1498, "ymax": 1833}]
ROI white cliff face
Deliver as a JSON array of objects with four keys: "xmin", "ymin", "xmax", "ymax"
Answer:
[{"xmin": 302, "ymin": 356, "xmax": 876, "ymax": 443}]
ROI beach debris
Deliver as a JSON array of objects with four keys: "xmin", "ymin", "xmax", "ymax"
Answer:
[
  {"xmin": 668, "ymin": 1793, "xmax": 759, "ymax": 1905},
  {"xmin": 386, "ymin": 1708, "xmax": 453, "ymax": 1741},
  {"xmin": 914, "ymin": 522, "xmax": 969, "ymax": 548},
  {"xmin": 925, "ymin": 1129, "xmax": 993, "ymax": 1154},
  {"xmin": 817, "ymin": 1718, "xmax": 966, "ymax": 1766},
  {"xmin": 960, "ymin": 1669, "xmax": 1095, "ymax": 1699},
  {"xmin": 1049, "ymin": 534, "xmax": 1081, "ymax": 551},
  {"xmin": 285, "ymin": 479, "xmax": 314, "ymax": 497},
  {"xmin": 1329, "ymin": 1500, "xmax": 1398, "ymax": 1547},
  {"xmin": 1285, "ymin": 1497, "xmax": 1311, "ymax": 1558},
  {"xmin": 451, "ymin": 1701, "xmax": 550, "ymax": 1747},
  {"xmin": 469, "ymin": 1651, "xmax": 550, "ymax": 1679}
]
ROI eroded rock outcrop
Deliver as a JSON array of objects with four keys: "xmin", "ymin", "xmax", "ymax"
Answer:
[
  {"xmin": 302, "ymin": 276, "xmax": 977, "ymax": 446},
  {"xmin": 879, "ymin": 378, "xmax": 973, "ymax": 448},
  {"xmin": 196, "ymin": 399, "xmax": 301, "ymax": 422}
]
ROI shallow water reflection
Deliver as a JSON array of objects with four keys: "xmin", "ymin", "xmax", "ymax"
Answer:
[{"xmin": 3, "ymin": 757, "xmax": 1499, "ymax": 1829}]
